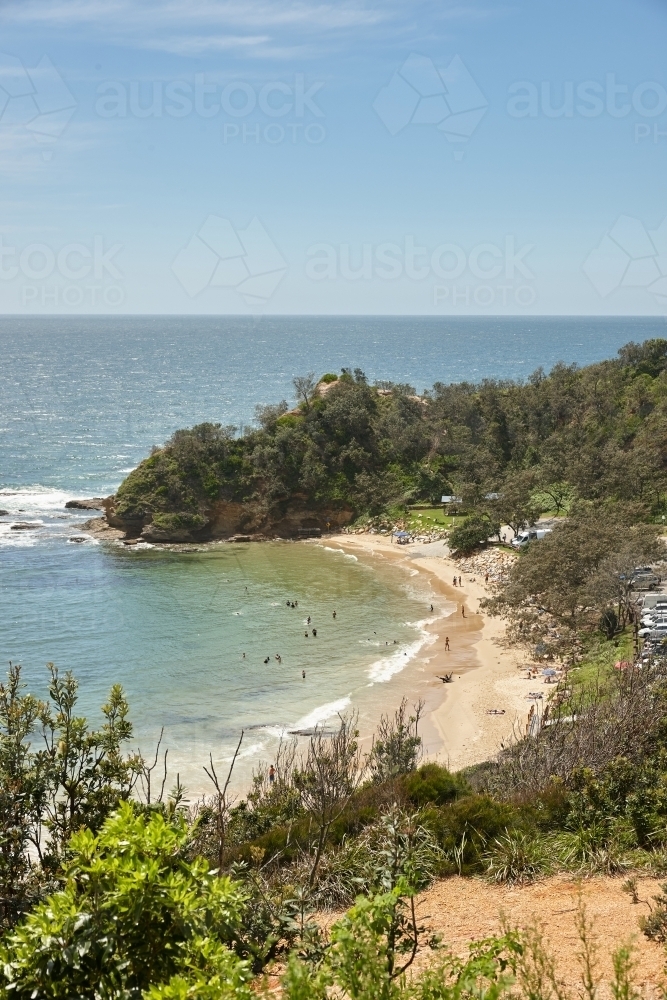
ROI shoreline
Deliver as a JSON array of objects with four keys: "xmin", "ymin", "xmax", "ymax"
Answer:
[
  {"xmin": 79, "ymin": 514, "xmax": 533, "ymax": 783},
  {"xmin": 329, "ymin": 533, "xmax": 532, "ymax": 774}
]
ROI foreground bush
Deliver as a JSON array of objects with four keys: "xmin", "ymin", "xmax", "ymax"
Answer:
[{"xmin": 0, "ymin": 803, "xmax": 252, "ymax": 999}]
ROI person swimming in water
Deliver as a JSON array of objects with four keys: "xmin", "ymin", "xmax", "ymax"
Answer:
[
  {"xmin": 312, "ymin": 628, "xmax": 317, "ymax": 637},
  {"xmin": 305, "ymin": 631, "xmax": 309, "ymax": 637},
  {"xmin": 302, "ymin": 670, "xmax": 306, "ymax": 679},
  {"xmin": 307, "ymin": 616, "xmax": 311, "ymax": 624},
  {"xmin": 333, "ymin": 610, "xmax": 337, "ymax": 619}
]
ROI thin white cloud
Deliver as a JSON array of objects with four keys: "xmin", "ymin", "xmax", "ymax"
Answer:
[
  {"xmin": 0, "ymin": 0, "xmax": 388, "ymax": 31},
  {"xmin": 0, "ymin": 0, "xmax": 512, "ymax": 61},
  {"xmin": 141, "ymin": 34, "xmax": 270, "ymax": 55}
]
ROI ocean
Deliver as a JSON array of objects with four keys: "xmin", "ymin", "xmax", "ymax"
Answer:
[{"xmin": 1, "ymin": 315, "xmax": 665, "ymax": 792}]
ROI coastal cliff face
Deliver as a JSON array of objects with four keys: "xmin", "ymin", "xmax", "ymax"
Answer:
[{"xmin": 102, "ymin": 494, "xmax": 354, "ymax": 542}]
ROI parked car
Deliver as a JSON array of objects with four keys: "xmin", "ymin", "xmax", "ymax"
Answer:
[
  {"xmin": 639, "ymin": 623, "xmax": 667, "ymax": 638},
  {"xmin": 631, "ymin": 567, "xmax": 662, "ymax": 590},
  {"xmin": 511, "ymin": 528, "xmax": 553, "ymax": 550},
  {"xmin": 641, "ymin": 614, "xmax": 667, "ymax": 627}
]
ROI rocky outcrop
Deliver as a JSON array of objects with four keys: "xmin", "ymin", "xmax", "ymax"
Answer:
[
  {"xmin": 100, "ymin": 494, "xmax": 354, "ymax": 543},
  {"xmin": 65, "ymin": 498, "xmax": 107, "ymax": 510}
]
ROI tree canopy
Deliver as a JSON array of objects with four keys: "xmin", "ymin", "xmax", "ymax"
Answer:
[{"xmin": 113, "ymin": 340, "xmax": 667, "ymax": 530}]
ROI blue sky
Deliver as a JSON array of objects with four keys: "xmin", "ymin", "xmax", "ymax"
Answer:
[{"xmin": 0, "ymin": 0, "xmax": 666, "ymax": 315}]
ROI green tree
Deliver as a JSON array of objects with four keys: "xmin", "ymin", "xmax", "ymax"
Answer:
[
  {"xmin": 0, "ymin": 802, "xmax": 252, "ymax": 999},
  {"xmin": 486, "ymin": 471, "xmax": 542, "ymax": 538},
  {"xmin": 0, "ymin": 663, "xmax": 143, "ymax": 930},
  {"xmin": 486, "ymin": 507, "xmax": 661, "ymax": 650},
  {"xmin": 448, "ymin": 515, "xmax": 498, "ymax": 555},
  {"xmin": 368, "ymin": 699, "xmax": 424, "ymax": 783}
]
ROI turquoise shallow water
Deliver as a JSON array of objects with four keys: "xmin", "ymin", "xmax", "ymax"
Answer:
[
  {"xmin": 1, "ymin": 521, "xmax": 435, "ymax": 791},
  {"xmin": 2, "ymin": 315, "xmax": 666, "ymax": 791}
]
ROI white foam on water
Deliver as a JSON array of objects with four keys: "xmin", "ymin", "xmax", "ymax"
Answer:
[
  {"xmin": 366, "ymin": 626, "xmax": 436, "ymax": 683},
  {"xmin": 290, "ymin": 695, "xmax": 352, "ymax": 731},
  {"xmin": 261, "ymin": 697, "xmax": 354, "ymax": 742},
  {"xmin": 222, "ymin": 740, "xmax": 264, "ymax": 763},
  {"xmin": 344, "ymin": 553, "xmax": 358, "ymax": 561},
  {"xmin": 0, "ymin": 485, "xmax": 86, "ymax": 514},
  {"xmin": 260, "ymin": 695, "xmax": 352, "ymax": 742},
  {"xmin": 0, "ymin": 524, "xmax": 40, "ymax": 547}
]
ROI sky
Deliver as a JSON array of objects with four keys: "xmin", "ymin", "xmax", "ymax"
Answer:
[{"xmin": 0, "ymin": 0, "xmax": 666, "ymax": 316}]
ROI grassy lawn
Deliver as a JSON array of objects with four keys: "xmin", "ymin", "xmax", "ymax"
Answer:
[
  {"xmin": 562, "ymin": 630, "xmax": 635, "ymax": 709},
  {"xmin": 406, "ymin": 507, "xmax": 463, "ymax": 530}
]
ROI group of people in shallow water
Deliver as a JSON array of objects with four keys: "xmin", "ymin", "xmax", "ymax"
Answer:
[{"xmin": 246, "ymin": 599, "xmax": 342, "ymax": 678}]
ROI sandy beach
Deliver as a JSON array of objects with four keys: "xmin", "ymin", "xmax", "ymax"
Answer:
[{"xmin": 330, "ymin": 532, "xmax": 535, "ymax": 774}]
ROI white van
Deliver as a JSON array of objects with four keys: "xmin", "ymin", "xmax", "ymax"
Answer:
[
  {"xmin": 511, "ymin": 528, "xmax": 552, "ymax": 550},
  {"xmin": 641, "ymin": 593, "xmax": 665, "ymax": 610}
]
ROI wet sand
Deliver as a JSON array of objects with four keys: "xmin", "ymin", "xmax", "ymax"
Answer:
[{"xmin": 330, "ymin": 533, "xmax": 533, "ymax": 773}]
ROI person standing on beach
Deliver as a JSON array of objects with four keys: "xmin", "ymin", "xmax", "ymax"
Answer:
[
  {"xmin": 445, "ymin": 636, "xmax": 450, "ymax": 650},
  {"xmin": 458, "ymin": 576, "xmax": 462, "ymax": 586},
  {"xmin": 269, "ymin": 765, "xmax": 275, "ymax": 785},
  {"xmin": 452, "ymin": 576, "xmax": 457, "ymax": 586},
  {"xmin": 461, "ymin": 605, "xmax": 465, "ymax": 617}
]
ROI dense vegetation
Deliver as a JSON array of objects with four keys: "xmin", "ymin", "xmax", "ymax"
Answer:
[
  {"xmin": 6, "ymin": 338, "xmax": 667, "ymax": 994},
  {"xmin": 3, "ymin": 648, "xmax": 667, "ymax": 996},
  {"xmin": 114, "ymin": 339, "xmax": 667, "ymax": 529}
]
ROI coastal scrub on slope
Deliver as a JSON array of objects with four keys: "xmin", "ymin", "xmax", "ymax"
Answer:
[{"xmin": 104, "ymin": 339, "xmax": 667, "ymax": 542}]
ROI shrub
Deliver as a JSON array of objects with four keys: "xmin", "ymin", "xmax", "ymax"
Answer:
[
  {"xmin": 421, "ymin": 795, "xmax": 519, "ymax": 874},
  {"xmin": 483, "ymin": 830, "xmax": 549, "ymax": 885},
  {"xmin": 151, "ymin": 511, "xmax": 207, "ymax": 531},
  {"xmin": 448, "ymin": 515, "xmax": 498, "ymax": 555},
  {"xmin": 402, "ymin": 764, "xmax": 469, "ymax": 808},
  {"xmin": 640, "ymin": 882, "xmax": 667, "ymax": 942},
  {"xmin": 0, "ymin": 803, "xmax": 252, "ymax": 998}
]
